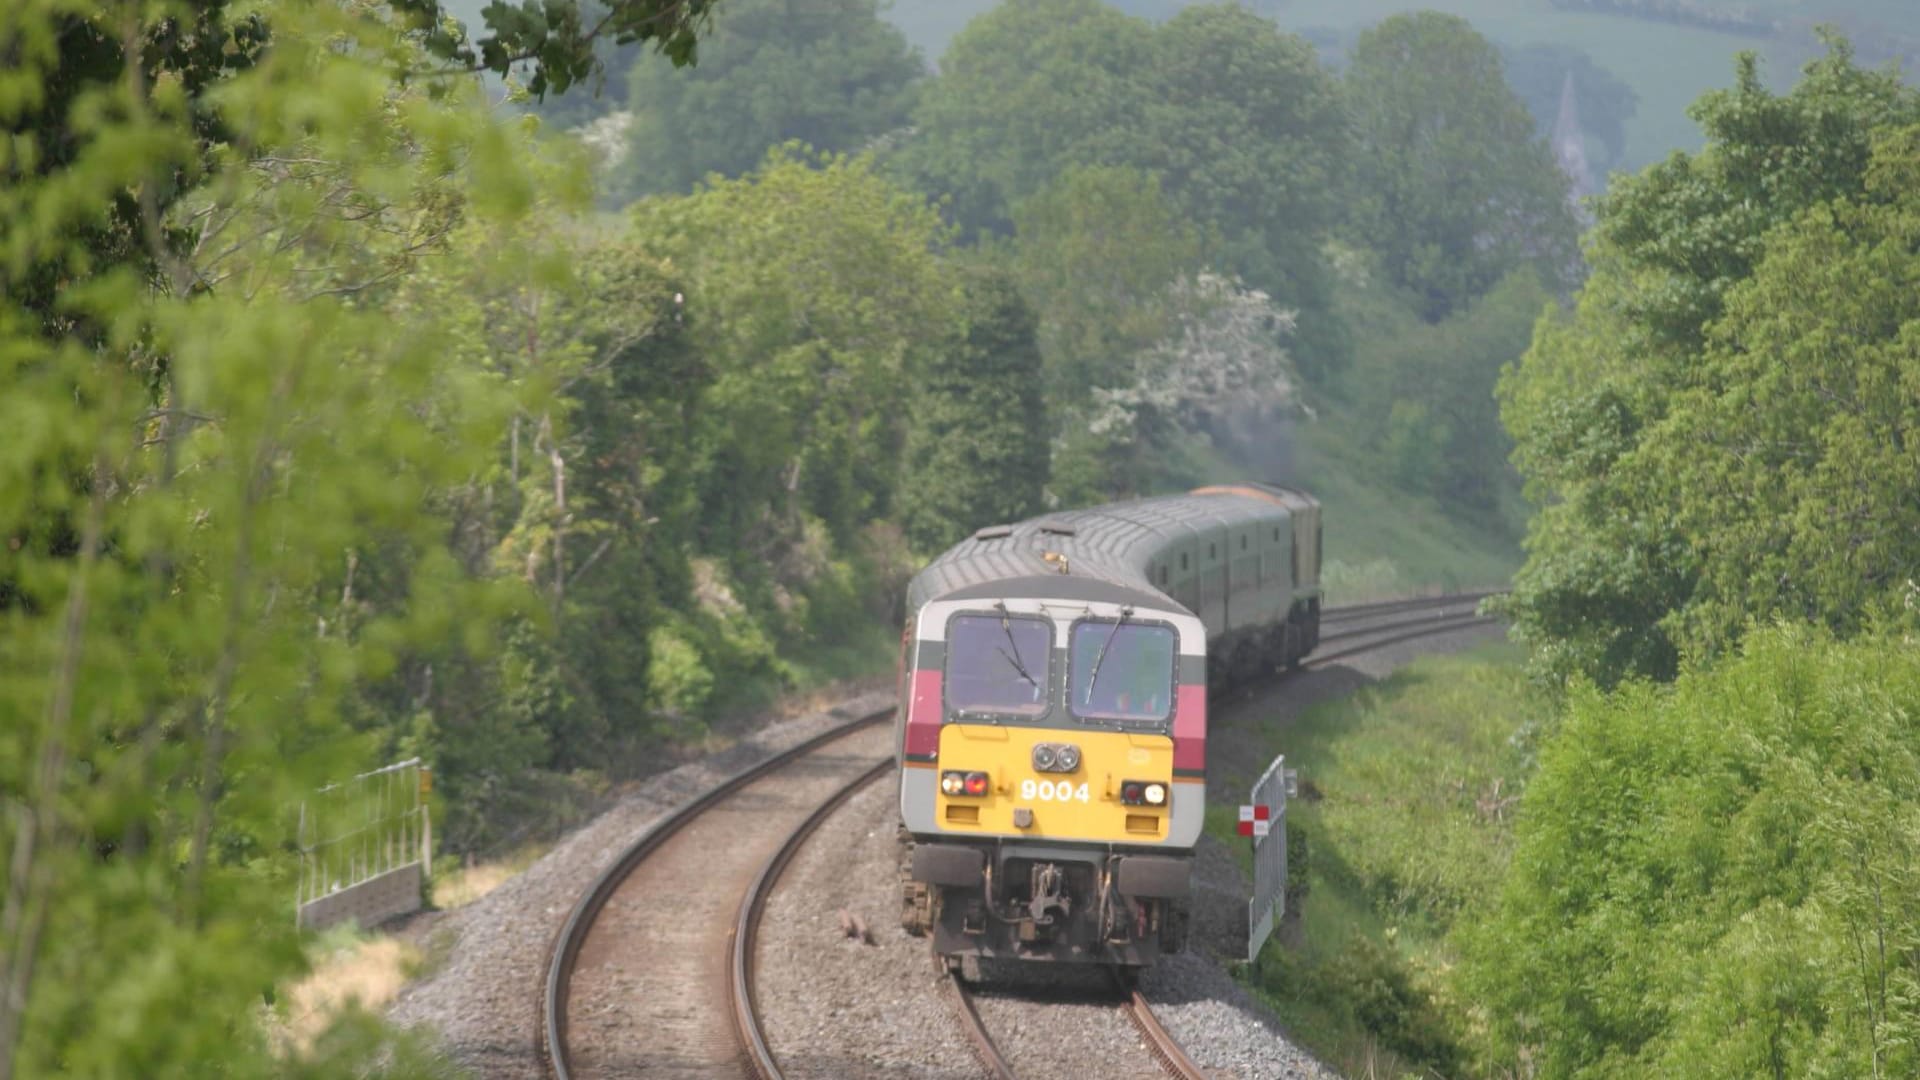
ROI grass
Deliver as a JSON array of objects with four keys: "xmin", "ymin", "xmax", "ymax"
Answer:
[
  {"xmin": 267, "ymin": 924, "xmax": 425, "ymax": 1057},
  {"xmin": 1300, "ymin": 423, "xmax": 1520, "ymax": 604},
  {"xmin": 1205, "ymin": 641, "xmax": 1536, "ymax": 1077},
  {"xmin": 1176, "ymin": 418, "xmax": 1519, "ymax": 606}
]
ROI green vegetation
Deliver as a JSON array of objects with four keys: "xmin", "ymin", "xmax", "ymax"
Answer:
[
  {"xmin": 1210, "ymin": 643, "xmax": 1535, "ymax": 1076},
  {"xmin": 1344, "ymin": 13, "xmax": 1577, "ymax": 321},
  {"xmin": 614, "ymin": 0, "xmax": 922, "ymax": 200},
  {"xmin": 1498, "ymin": 38, "xmax": 1920, "ymax": 688},
  {"xmin": 1469, "ymin": 625, "xmax": 1920, "ymax": 1077},
  {"xmin": 897, "ymin": 269, "xmax": 1050, "ymax": 552},
  {"xmin": 2, "ymin": 0, "xmax": 1654, "ymax": 1071}
]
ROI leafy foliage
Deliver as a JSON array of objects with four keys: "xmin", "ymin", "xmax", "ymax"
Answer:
[
  {"xmin": 1342, "ymin": 269, "xmax": 1551, "ymax": 513},
  {"xmin": 903, "ymin": 0, "xmax": 1349, "ymax": 375},
  {"xmin": 1497, "ymin": 38, "xmax": 1920, "ymax": 687},
  {"xmin": 1466, "ymin": 625, "xmax": 1920, "ymax": 1079},
  {"xmin": 1009, "ymin": 165, "xmax": 1201, "ymax": 408},
  {"xmin": 897, "ymin": 268, "xmax": 1049, "ymax": 551},
  {"xmin": 1344, "ymin": 12, "xmax": 1579, "ymax": 321},
  {"xmin": 0, "ymin": 0, "xmax": 553, "ymax": 1071},
  {"xmin": 392, "ymin": 0, "xmax": 720, "ymax": 97},
  {"xmin": 614, "ymin": 0, "xmax": 923, "ymax": 198}
]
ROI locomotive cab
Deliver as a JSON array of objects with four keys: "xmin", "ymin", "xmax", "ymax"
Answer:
[
  {"xmin": 893, "ymin": 483, "xmax": 1321, "ymax": 969},
  {"xmin": 896, "ymin": 587, "xmax": 1207, "ymax": 966}
]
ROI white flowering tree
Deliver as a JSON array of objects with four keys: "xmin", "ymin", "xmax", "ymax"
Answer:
[{"xmin": 1087, "ymin": 272, "xmax": 1302, "ymax": 440}]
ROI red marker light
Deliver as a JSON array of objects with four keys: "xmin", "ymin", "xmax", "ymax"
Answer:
[
  {"xmin": 964, "ymin": 771, "xmax": 990, "ymax": 796},
  {"xmin": 1121, "ymin": 782, "xmax": 1144, "ymax": 804}
]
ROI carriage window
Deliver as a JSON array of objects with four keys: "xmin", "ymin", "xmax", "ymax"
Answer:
[
  {"xmin": 945, "ymin": 614, "xmax": 1052, "ymax": 716},
  {"xmin": 1069, "ymin": 621, "xmax": 1176, "ymax": 723}
]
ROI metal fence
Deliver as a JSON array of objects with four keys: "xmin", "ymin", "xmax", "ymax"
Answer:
[
  {"xmin": 296, "ymin": 757, "xmax": 432, "ymax": 931},
  {"xmin": 1246, "ymin": 753, "xmax": 1297, "ymax": 964}
]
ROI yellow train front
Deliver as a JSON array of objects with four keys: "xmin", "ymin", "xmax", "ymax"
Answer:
[{"xmin": 893, "ymin": 484, "xmax": 1322, "ymax": 967}]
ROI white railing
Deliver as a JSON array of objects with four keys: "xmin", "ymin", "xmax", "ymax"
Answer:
[
  {"xmin": 1246, "ymin": 753, "xmax": 1296, "ymax": 963},
  {"xmin": 296, "ymin": 757, "xmax": 431, "ymax": 928}
]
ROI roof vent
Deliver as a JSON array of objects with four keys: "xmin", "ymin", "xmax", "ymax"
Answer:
[
  {"xmin": 972, "ymin": 524, "xmax": 1014, "ymax": 541},
  {"xmin": 1038, "ymin": 520, "xmax": 1077, "ymax": 537}
]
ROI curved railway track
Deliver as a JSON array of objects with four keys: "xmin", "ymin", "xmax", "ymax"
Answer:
[{"xmin": 542, "ymin": 592, "xmax": 1504, "ymax": 1079}]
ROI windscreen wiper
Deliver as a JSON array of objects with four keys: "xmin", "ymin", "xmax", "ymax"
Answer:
[
  {"xmin": 1082, "ymin": 606, "xmax": 1132, "ymax": 706},
  {"xmin": 996, "ymin": 606, "xmax": 1039, "ymax": 691}
]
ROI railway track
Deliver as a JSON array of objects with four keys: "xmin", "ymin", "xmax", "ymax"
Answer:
[
  {"xmin": 542, "ymin": 591, "xmax": 1504, "ymax": 1079},
  {"xmin": 1316, "ymin": 589, "xmax": 1503, "ymax": 626}
]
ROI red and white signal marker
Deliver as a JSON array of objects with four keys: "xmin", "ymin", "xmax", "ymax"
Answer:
[{"xmin": 1237, "ymin": 803, "xmax": 1271, "ymax": 838}]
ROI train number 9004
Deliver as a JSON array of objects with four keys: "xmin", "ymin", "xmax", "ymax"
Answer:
[{"xmin": 1020, "ymin": 779, "xmax": 1090, "ymax": 803}]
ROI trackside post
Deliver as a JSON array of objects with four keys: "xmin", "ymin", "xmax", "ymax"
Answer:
[{"xmin": 1244, "ymin": 753, "xmax": 1297, "ymax": 964}]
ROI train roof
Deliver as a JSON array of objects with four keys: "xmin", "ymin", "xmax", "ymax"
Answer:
[{"xmin": 905, "ymin": 483, "xmax": 1315, "ymax": 613}]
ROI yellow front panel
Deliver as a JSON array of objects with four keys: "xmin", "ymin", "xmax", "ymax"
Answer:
[{"xmin": 935, "ymin": 724, "xmax": 1173, "ymax": 843}]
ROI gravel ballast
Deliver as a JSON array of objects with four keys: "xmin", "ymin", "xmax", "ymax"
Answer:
[
  {"xmin": 387, "ymin": 611, "xmax": 1506, "ymax": 1079},
  {"xmin": 386, "ymin": 690, "xmax": 894, "ymax": 1079}
]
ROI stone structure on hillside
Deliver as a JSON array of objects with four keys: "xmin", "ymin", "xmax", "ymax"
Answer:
[{"xmin": 1551, "ymin": 69, "xmax": 1599, "ymax": 217}]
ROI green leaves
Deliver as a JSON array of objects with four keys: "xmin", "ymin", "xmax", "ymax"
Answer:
[
  {"xmin": 1498, "ymin": 37, "xmax": 1920, "ymax": 688},
  {"xmin": 614, "ymin": 0, "xmax": 923, "ymax": 200},
  {"xmin": 902, "ymin": 0, "xmax": 1346, "ymax": 373},
  {"xmin": 396, "ymin": 0, "xmax": 722, "ymax": 98},
  {"xmin": 1, "ymin": 1, "xmax": 559, "ymax": 1072},
  {"xmin": 1465, "ymin": 626, "xmax": 1920, "ymax": 1078},
  {"xmin": 1343, "ymin": 12, "xmax": 1578, "ymax": 322}
]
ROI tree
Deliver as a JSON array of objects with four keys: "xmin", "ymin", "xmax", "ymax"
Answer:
[
  {"xmin": 1344, "ymin": 269, "xmax": 1550, "ymax": 512},
  {"xmin": 615, "ymin": 0, "xmax": 923, "ymax": 198},
  {"xmin": 392, "ymin": 0, "xmax": 721, "ymax": 97},
  {"xmin": 897, "ymin": 269, "xmax": 1049, "ymax": 551},
  {"xmin": 898, "ymin": 0, "xmax": 1156, "ymax": 236},
  {"xmin": 1345, "ymin": 12, "xmax": 1578, "ymax": 321},
  {"xmin": 1467, "ymin": 625, "xmax": 1920, "ymax": 1078},
  {"xmin": 0, "ymin": 1, "xmax": 554, "ymax": 1073},
  {"xmin": 1136, "ymin": 3, "xmax": 1348, "ymax": 376},
  {"xmin": 902, "ymin": 2, "xmax": 1349, "ymax": 377},
  {"xmin": 628, "ymin": 146, "xmax": 957, "ymax": 621},
  {"xmin": 1496, "ymin": 36, "xmax": 1920, "ymax": 688},
  {"xmin": 1010, "ymin": 165, "xmax": 1202, "ymax": 408}
]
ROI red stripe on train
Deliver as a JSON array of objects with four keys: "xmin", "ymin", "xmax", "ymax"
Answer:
[
  {"xmin": 1173, "ymin": 682, "xmax": 1207, "ymax": 772},
  {"xmin": 905, "ymin": 668, "xmax": 944, "ymax": 757}
]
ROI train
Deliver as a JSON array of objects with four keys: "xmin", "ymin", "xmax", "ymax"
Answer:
[{"xmin": 893, "ymin": 482, "xmax": 1322, "ymax": 968}]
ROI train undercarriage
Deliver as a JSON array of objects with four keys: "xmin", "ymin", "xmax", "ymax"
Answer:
[{"xmin": 900, "ymin": 839, "xmax": 1190, "ymax": 967}]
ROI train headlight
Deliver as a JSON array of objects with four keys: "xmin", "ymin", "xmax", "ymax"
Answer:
[
  {"xmin": 1144, "ymin": 783, "xmax": 1167, "ymax": 806},
  {"xmin": 940, "ymin": 771, "xmax": 965, "ymax": 796},
  {"xmin": 1119, "ymin": 780, "xmax": 1167, "ymax": 806},
  {"xmin": 1030, "ymin": 742, "xmax": 1081, "ymax": 773}
]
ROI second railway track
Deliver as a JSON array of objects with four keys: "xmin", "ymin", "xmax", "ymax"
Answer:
[{"xmin": 543, "ymin": 592, "xmax": 1504, "ymax": 1079}]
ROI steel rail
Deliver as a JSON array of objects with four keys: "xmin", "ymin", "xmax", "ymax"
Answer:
[
  {"xmin": 1316, "ymin": 602, "xmax": 1498, "ymax": 649},
  {"xmin": 1306, "ymin": 614, "xmax": 1502, "ymax": 668},
  {"xmin": 542, "ymin": 707, "xmax": 892, "ymax": 1080},
  {"xmin": 731, "ymin": 758, "xmax": 894, "ymax": 1080},
  {"xmin": 945, "ymin": 972, "xmax": 1020, "ymax": 1080},
  {"xmin": 1319, "ymin": 589, "xmax": 1504, "ymax": 625},
  {"xmin": 1112, "ymin": 970, "xmax": 1208, "ymax": 1080}
]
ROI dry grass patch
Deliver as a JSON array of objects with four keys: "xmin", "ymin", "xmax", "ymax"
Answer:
[{"xmin": 270, "ymin": 931, "xmax": 421, "ymax": 1056}]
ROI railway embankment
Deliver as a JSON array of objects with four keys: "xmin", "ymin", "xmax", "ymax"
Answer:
[{"xmin": 385, "ymin": 597, "xmax": 1507, "ymax": 1078}]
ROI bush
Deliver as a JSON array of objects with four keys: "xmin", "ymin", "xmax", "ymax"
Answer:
[{"xmin": 1465, "ymin": 624, "xmax": 1920, "ymax": 1078}]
